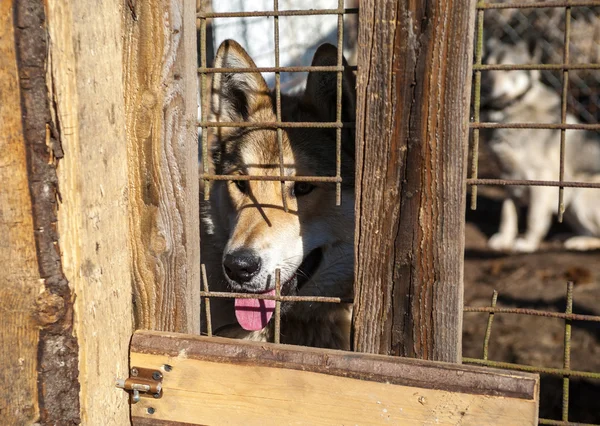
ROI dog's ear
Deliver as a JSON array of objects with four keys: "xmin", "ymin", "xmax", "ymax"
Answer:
[
  {"xmin": 210, "ymin": 40, "xmax": 271, "ymax": 124},
  {"xmin": 304, "ymin": 44, "xmax": 356, "ymax": 154}
]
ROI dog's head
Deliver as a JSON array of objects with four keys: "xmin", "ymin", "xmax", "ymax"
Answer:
[
  {"xmin": 481, "ymin": 39, "xmax": 542, "ymax": 110},
  {"xmin": 207, "ymin": 40, "xmax": 356, "ymax": 329}
]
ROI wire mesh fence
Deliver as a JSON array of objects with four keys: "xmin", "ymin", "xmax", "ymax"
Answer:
[
  {"xmin": 468, "ymin": 1, "xmax": 600, "ymax": 424},
  {"xmin": 196, "ymin": 1, "xmax": 357, "ymax": 344}
]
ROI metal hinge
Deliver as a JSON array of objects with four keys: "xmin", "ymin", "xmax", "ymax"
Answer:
[{"xmin": 116, "ymin": 367, "xmax": 163, "ymax": 403}]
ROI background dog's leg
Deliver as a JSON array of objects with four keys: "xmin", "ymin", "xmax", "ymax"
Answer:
[
  {"xmin": 488, "ymin": 197, "xmax": 519, "ymax": 251},
  {"xmin": 564, "ymin": 236, "xmax": 600, "ymax": 251},
  {"xmin": 513, "ymin": 186, "xmax": 556, "ymax": 253}
]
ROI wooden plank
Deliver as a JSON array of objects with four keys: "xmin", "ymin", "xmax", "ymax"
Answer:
[
  {"xmin": 130, "ymin": 331, "xmax": 539, "ymax": 425},
  {"xmin": 11, "ymin": 1, "xmax": 83, "ymax": 422},
  {"xmin": 352, "ymin": 0, "xmax": 477, "ymax": 360},
  {"xmin": 0, "ymin": 3, "xmax": 41, "ymax": 423},
  {"xmin": 123, "ymin": 0, "xmax": 200, "ymax": 333},
  {"xmin": 46, "ymin": 0, "xmax": 133, "ymax": 423}
]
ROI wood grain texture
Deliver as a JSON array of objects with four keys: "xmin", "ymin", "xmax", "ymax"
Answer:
[
  {"xmin": 353, "ymin": 0, "xmax": 477, "ymax": 361},
  {"xmin": 0, "ymin": 3, "xmax": 40, "ymax": 423},
  {"xmin": 130, "ymin": 332, "xmax": 539, "ymax": 425},
  {"xmin": 123, "ymin": 0, "xmax": 200, "ymax": 333},
  {"xmin": 12, "ymin": 1, "xmax": 82, "ymax": 422},
  {"xmin": 47, "ymin": 0, "xmax": 134, "ymax": 423}
]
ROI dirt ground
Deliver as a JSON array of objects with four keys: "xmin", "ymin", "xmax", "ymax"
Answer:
[{"xmin": 463, "ymin": 187, "xmax": 600, "ymax": 423}]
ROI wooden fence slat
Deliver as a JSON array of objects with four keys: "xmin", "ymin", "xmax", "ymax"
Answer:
[
  {"xmin": 129, "ymin": 331, "xmax": 539, "ymax": 425},
  {"xmin": 353, "ymin": 0, "xmax": 477, "ymax": 361},
  {"xmin": 47, "ymin": 0, "xmax": 134, "ymax": 423},
  {"xmin": 123, "ymin": 0, "xmax": 200, "ymax": 333},
  {"xmin": 0, "ymin": 3, "xmax": 41, "ymax": 423}
]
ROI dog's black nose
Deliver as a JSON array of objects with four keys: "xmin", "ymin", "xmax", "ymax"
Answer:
[{"xmin": 223, "ymin": 250, "xmax": 262, "ymax": 283}]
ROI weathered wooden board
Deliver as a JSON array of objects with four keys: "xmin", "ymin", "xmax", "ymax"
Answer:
[
  {"xmin": 130, "ymin": 331, "xmax": 539, "ymax": 425},
  {"xmin": 0, "ymin": 3, "xmax": 41, "ymax": 423},
  {"xmin": 46, "ymin": 0, "xmax": 134, "ymax": 423},
  {"xmin": 123, "ymin": 0, "xmax": 201, "ymax": 333},
  {"xmin": 353, "ymin": 0, "xmax": 477, "ymax": 361}
]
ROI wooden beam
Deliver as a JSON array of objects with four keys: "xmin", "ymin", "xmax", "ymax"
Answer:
[
  {"xmin": 0, "ymin": 3, "xmax": 41, "ymax": 423},
  {"xmin": 46, "ymin": 0, "xmax": 133, "ymax": 423},
  {"xmin": 130, "ymin": 331, "xmax": 539, "ymax": 425},
  {"xmin": 123, "ymin": 0, "xmax": 200, "ymax": 333},
  {"xmin": 352, "ymin": 0, "xmax": 476, "ymax": 361}
]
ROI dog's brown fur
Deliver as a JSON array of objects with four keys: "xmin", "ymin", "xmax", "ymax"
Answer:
[{"xmin": 200, "ymin": 40, "xmax": 356, "ymax": 349}]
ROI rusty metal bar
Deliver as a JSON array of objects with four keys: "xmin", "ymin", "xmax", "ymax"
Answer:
[
  {"xmin": 201, "ymin": 264, "xmax": 212, "ymax": 337},
  {"xmin": 197, "ymin": 121, "xmax": 355, "ymax": 129},
  {"xmin": 477, "ymin": 1, "xmax": 600, "ymax": 9},
  {"xmin": 470, "ymin": 9, "xmax": 484, "ymax": 210},
  {"xmin": 562, "ymin": 282, "xmax": 574, "ymax": 422},
  {"xmin": 464, "ymin": 306, "xmax": 600, "ymax": 323},
  {"xmin": 200, "ymin": 16, "xmax": 210, "ymax": 201},
  {"xmin": 558, "ymin": 5, "xmax": 572, "ymax": 223},
  {"xmin": 201, "ymin": 174, "xmax": 342, "ymax": 183},
  {"xmin": 335, "ymin": 0, "xmax": 344, "ymax": 205},
  {"xmin": 474, "ymin": 63, "xmax": 600, "ymax": 71},
  {"xmin": 198, "ymin": 290, "xmax": 351, "ymax": 304},
  {"xmin": 198, "ymin": 65, "xmax": 357, "ymax": 73},
  {"xmin": 539, "ymin": 420, "xmax": 599, "ymax": 426},
  {"xmin": 467, "ymin": 178, "xmax": 600, "ymax": 189},
  {"xmin": 482, "ymin": 290, "xmax": 498, "ymax": 360},
  {"xmin": 274, "ymin": 269, "xmax": 281, "ymax": 344},
  {"xmin": 273, "ymin": 0, "xmax": 288, "ymax": 212},
  {"xmin": 197, "ymin": 8, "xmax": 359, "ymax": 19},
  {"xmin": 470, "ymin": 122, "xmax": 600, "ymax": 130},
  {"xmin": 462, "ymin": 358, "xmax": 600, "ymax": 380}
]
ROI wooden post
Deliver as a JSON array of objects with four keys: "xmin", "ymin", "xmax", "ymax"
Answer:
[
  {"xmin": 0, "ymin": 3, "xmax": 45, "ymax": 423},
  {"xmin": 1, "ymin": 0, "xmax": 135, "ymax": 423},
  {"xmin": 352, "ymin": 0, "xmax": 476, "ymax": 361},
  {"xmin": 123, "ymin": 0, "xmax": 200, "ymax": 333}
]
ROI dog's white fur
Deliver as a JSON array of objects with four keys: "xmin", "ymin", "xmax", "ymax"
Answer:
[{"xmin": 482, "ymin": 39, "xmax": 600, "ymax": 252}]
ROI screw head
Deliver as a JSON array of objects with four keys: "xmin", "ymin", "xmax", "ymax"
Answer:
[
  {"xmin": 131, "ymin": 368, "xmax": 139, "ymax": 377},
  {"xmin": 153, "ymin": 392, "xmax": 161, "ymax": 399},
  {"xmin": 162, "ymin": 364, "xmax": 173, "ymax": 372},
  {"xmin": 152, "ymin": 371, "xmax": 163, "ymax": 381},
  {"xmin": 147, "ymin": 407, "xmax": 155, "ymax": 415}
]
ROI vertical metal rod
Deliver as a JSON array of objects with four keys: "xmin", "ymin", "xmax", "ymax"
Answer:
[
  {"xmin": 274, "ymin": 269, "xmax": 282, "ymax": 344},
  {"xmin": 335, "ymin": 0, "xmax": 344, "ymax": 206},
  {"xmin": 558, "ymin": 5, "xmax": 572, "ymax": 222},
  {"xmin": 273, "ymin": 0, "xmax": 288, "ymax": 212},
  {"xmin": 483, "ymin": 290, "xmax": 498, "ymax": 360},
  {"xmin": 200, "ymin": 17, "xmax": 210, "ymax": 201},
  {"xmin": 201, "ymin": 264, "xmax": 212, "ymax": 337},
  {"xmin": 470, "ymin": 10, "xmax": 485, "ymax": 210},
  {"xmin": 562, "ymin": 281, "xmax": 573, "ymax": 422}
]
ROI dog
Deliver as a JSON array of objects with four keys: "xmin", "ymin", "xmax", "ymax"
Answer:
[
  {"xmin": 481, "ymin": 39, "xmax": 600, "ymax": 253},
  {"xmin": 200, "ymin": 40, "xmax": 356, "ymax": 349}
]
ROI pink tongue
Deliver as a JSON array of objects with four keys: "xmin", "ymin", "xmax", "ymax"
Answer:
[{"xmin": 234, "ymin": 290, "xmax": 276, "ymax": 331}]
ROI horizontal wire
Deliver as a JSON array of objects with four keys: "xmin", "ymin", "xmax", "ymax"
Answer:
[
  {"xmin": 477, "ymin": 1, "xmax": 600, "ymax": 10},
  {"xmin": 539, "ymin": 419, "xmax": 600, "ymax": 426},
  {"xmin": 474, "ymin": 63, "xmax": 600, "ymax": 71},
  {"xmin": 463, "ymin": 358, "xmax": 600, "ymax": 380},
  {"xmin": 198, "ymin": 65, "xmax": 357, "ymax": 73},
  {"xmin": 199, "ymin": 291, "xmax": 351, "ymax": 304},
  {"xmin": 200, "ymin": 174, "xmax": 341, "ymax": 183},
  {"xmin": 470, "ymin": 122, "xmax": 600, "ymax": 130},
  {"xmin": 198, "ymin": 121, "xmax": 354, "ymax": 129},
  {"xmin": 467, "ymin": 178, "xmax": 600, "ymax": 189},
  {"xmin": 197, "ymin": 8, "xmax": 359, "ymax": 19},
  {"xmin": 464, "ymin": 306, "xmax": 600, "ymax": 323}
]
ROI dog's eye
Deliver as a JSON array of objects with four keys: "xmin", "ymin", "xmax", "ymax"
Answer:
[
  {"xmin": 293, "ymin": 182, "xmax": 315, "ymax": 197},
  {"xmin": 233, "ymin": 179, "xmax": 248, "ymax": 194}
]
